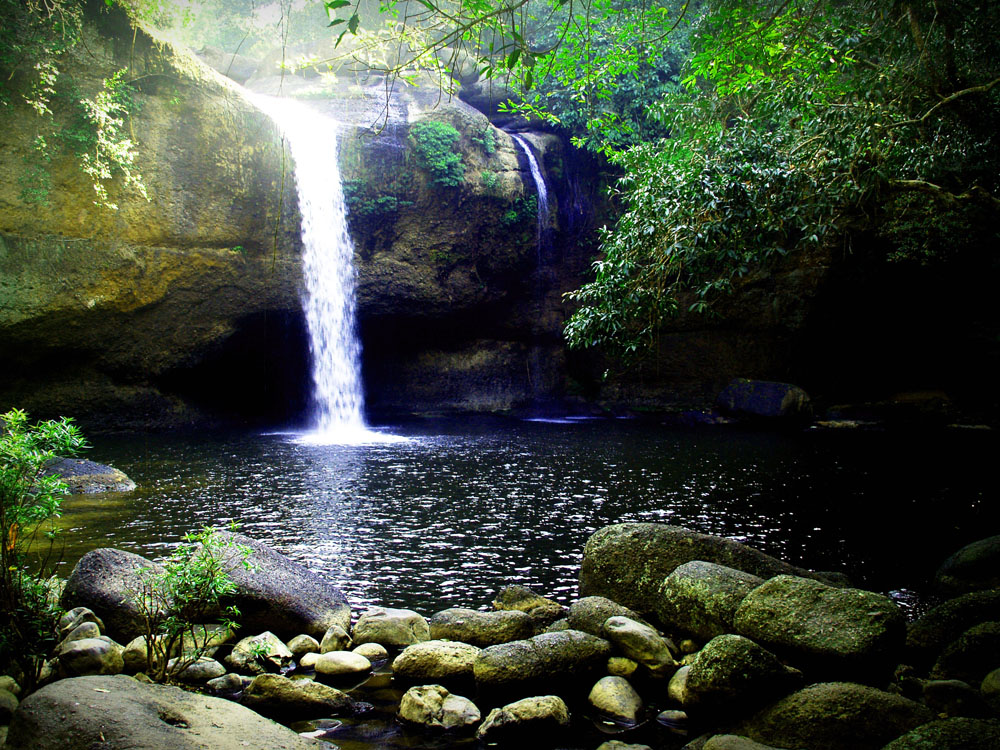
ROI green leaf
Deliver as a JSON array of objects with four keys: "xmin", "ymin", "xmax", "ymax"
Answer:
[{"xmin": 347, "ymin": 13, "xmax": 360, "ymax": 34}]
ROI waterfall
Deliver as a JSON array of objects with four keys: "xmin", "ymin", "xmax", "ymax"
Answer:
[
  {"xmin": 510, "ymin": 133, "xmax": 549, "ymax": 250},
  {"xmin": 252, "ymin": 95, "xmax": 376, "ymax": 444}
]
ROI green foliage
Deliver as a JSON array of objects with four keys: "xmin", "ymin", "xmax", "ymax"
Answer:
[
  {"xmin": 480, "ymin": 169, "xmax": 499, "ymax": 191},
  {"xmin": 343, "ymin": 181, "xmax": 413, "ymax": 218},
  {"xmin": 471, "ymin": 126, "xmax": 496, "ymax": 155},
  {"xmin": 130, "ymin": 525, "xmax": 254, "ymax": 683},
  {"xmin": 0, "ymin": 408, "xmax": 87, "ymax": 694},
  {"xmin": 501, "ymin": 194, "xmax": 537, "ymax": 227},
  {"xmin": 408, "ymin": 120, "xmax": 465, "ymax": 188}
]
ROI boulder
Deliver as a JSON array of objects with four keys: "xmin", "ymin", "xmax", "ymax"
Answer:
[
  {"xmin": 58, "ymin": 607, "xmax": 105, "ymax": 639},
  {"xmin": 684, "ymin": 635, "xmax": 801, "ymax": 713},
  {"xmin": 580, "ymin": 524, "xmax": 833, "ymax": 620},
  {"xmin": 398, "ymin": 684, "xmax": 481, "ymax": 729},
  {"xmin": 736, "ymin": 682, "xmax": 934, "ymax": 750},
  {"xmin": 59, "ymin": 621, "xmax": 102, "ymax": 645},
  {"xmin": 929, "ymin": 621, "xmax": 1000, "ymax": 684},
  {"xmin": 215, "ymin": 532, "xmax": 352, "ymax": 640},
  {"xmin": 60, "ymin": 549, "xmax": 162, "ymax": 643},
  {"xmin": 121, "ymin": 635, "xmax": 176, "ymax": 674},
  {"xmin": 934, "ymin": 535, "xmax": 1000, "ymax": 595},
  {"xmin": 493, "ymin": 586, "xmax": 566, "ymax": 630},
  {"xmin": 588, "ymin": 676, "xmax": 643, "ymax": 724},
  {"xmin": 475, "ymin": 695, "xmax": 570, "ymax": 743},
  {"xmin": 352, "ymin": 607, "xmax": 429, "ymax": 647},
  {"xmin": 657, "ymin": 561, "xmax": 764, "ymax": 641},
  {"xmin": 921, "ymin": 679, "xmax": 990, "ymax": 718},
  {"xmin": 392, "ymin": 640, "xmax": 481, "ymax": 683},
  {"xmin": 225, "ymin": 632, "xmax": 293, "ymax": 676},
  {"xmin": 595, "ymin": 742, "xmax": 654, "ymax": 750},
  {"xmin": 0, "ymin": 676, "xmax": 21, "ymax": 696},
  {"xmin": 242, "ymin": 673, "xmax": 355, "ymax": 720},
  {"xmin": 474, "ymin": 629, "xmax": 612, "ymax": 698},
  {"xmin": 313, "ymin": 651, "xmax": 372, "ymax": 678},
  {"xmin": 319, "ymin": 624, "xmax": 352, "ymax": 653},
  {"xmin": 602, "ymin": 616, "xmax": 678, "ymax": 675},
  {"xmin": 429, "ymin": 607, "xmax": 534, "ymax": 646},
  {"xmin": 733, "ymin": 575, "xmax": 904, "ymax": 680},
  {"xmin": 4, "ymin": 674, "xmax": 327, "ymax": 749},
  {"xmin": 167, "ymin": 656, "xmax": 226, "ymax": 684},
  {"xmin": 905, "ymin": 590, "xmax": 1000, "ymax": 667},
  {"xmin": 287, "ymin": 634, "xmax": 321, "ymax": 657},
  {"xmin": 206, "ymin": 673, "xmax": 247, "ymax": 695},
  {"xmin": 352, "ymin": 642, "xmax": 388, "ymax": 661},
  {"xmin": 43, "ymin": 458, "xmax": 136, "ymax": 493},
  {"xmin": 57, "ymin": 637, "xmax": 124, "ymax": 678},
  {"xmin": 714, "ymin": 379, "xmax": 812, "ymax": 421},
  {"xmin": 196, "ymin": 46, "xmax": 259, "ymax": 84},
  {"xmin": 882, "ymin": 717, "xmax": 1000, "ymax": 749},
  {"xmin": 567, "ymin": 596, "xmax": 647, "ymax": 637}
]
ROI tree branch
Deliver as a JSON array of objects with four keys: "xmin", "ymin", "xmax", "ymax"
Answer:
[
  {"xmin": 890, "ymin": 179, "xmax": 1000, "ymax": 208},
  {"xmin": 887, "ymin": 76, "xmax": 1000, "ymax": 129}
]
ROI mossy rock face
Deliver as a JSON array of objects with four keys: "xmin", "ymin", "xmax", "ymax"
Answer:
[
  {"xmin": 685, "ymin": 635, "xmax": 801, "ymax": 714},
  {"xmin": 881, "ymin": 717, "xmax": 1000, "ymax": 750},
  {"xmin": 934, "ymin": 536, "xmax": 1000, "ymax": 596},
  {"xmin": 736, "ymin": 682, "xmax": 934, "ymax": 750},
  {"xmin": 906, "ymin": 590, "xmax": 1000, "ymax": 667},
  {"xmin": 929, "ymin": 621, "xmax": 1000, "ymax": 685},
  {"xmin": 657, "ymin": 561, "xmax": 764, "ymax": 641},
  {"xmin": 733, "ymin": 575, "xmax": 904, "ymax": 682}
]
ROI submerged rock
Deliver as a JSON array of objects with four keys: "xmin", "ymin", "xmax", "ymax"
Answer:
[
  {"xmin": 4, "ymin": 674, "xmax": 327, "ymax": 749},
  {"xmin": 43, "ymin": 458, "xmax": 136, "ymax": 493}
]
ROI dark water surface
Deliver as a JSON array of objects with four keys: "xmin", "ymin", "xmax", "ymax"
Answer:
[{"xmin": 54, "ymin": 417, "xmax": 995, "ymax": 617}]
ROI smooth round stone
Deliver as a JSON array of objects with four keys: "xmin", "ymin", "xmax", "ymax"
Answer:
[
  {"xmin": 287, "ymin": 634, "xmax": 320, "ymax": 657},
  {"xmin": 589, "ymin": 675, "xmax": 643, "ymax": 724},
  {"xmin": 61, "ymin": 621, "xmax": 102, "ymax": 645},
  {"xmin": 392, "ymin": 640, "xmax": 481, "ymax": 682},
  {"xmin": 169, "ymin": 656, "xmax": 227, "ymax": 684},
  {"xmin": 353, "ymin": 607, "xmax": 430, "ymax": 648},
  {"xmin": 352, "ymin": 642, "xmax": 389, "ymax": 661},
  {"xmin": 314, "ymin": 651, "xmax": 372, "ymax": 677},
  {"xmin": 299, "ymin": 652, "xmax": 320, "ymax": 669},
  {"xmin": 656, "ymin": 709, "xmax": 688, "ymax": 730},
  {"xmin": 668, "ymin": 665, "xmax": 690, "ymax": 705},
  {"xmin": 607, "ymin": 656, "xmax": 639, "ymax": 677}
]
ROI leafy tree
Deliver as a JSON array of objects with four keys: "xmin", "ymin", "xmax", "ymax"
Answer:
[{"xmin": 0, "ymin": 409, "xmax": 87, "ymax": 694}]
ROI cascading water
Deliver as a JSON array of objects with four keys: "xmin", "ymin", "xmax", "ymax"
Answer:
[
  {"xmin": 510, "ymin": 133, "xmax": 550, "ymax": 250},
  {"xmin": 252, "ymin": 94, "xmax": 389, "ymax": 444}
]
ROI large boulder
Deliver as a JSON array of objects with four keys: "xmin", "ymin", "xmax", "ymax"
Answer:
[
  {"xmin": 56, "ymin": 637, "xmax": 125, "ymax": 678},
  {"xmin": 580, "ymin": 524, "xmax": 832, "ymax": 620},
  {"xmin": 736, "ymin": 682, "xmax": 934, "ymax": 750},
  {"xmin": 60, "ymin": 549, "xmax": 163, "ymax": 643},
  {"xmin": 905, "ymin": 590, "xmax": 1000, "ymax": 667},
  {"xmin": 657, "ymin": 561, "xmax": 764, "ymax": 641},
  {"xmin": 215, "ymin": 532, "xmax": 351, "ymax": 639},
  {"xmin": 473, "ymin": 629, "xmax": 612, "ymax": 698},
  {"xmin": 43, "ymin": 458, "xmax": 136, "ymax": 493},
  {"xmin": 242, "ymin": 673, "xmax": 355, "ymax": 720},
  {"xmin": 392, "ymin": 640, "xmax": 481, "ymax": 683},
  {"xmin": 714, "ymin": 379, "xmax": 812, "ymax": 421},
  {"xmin": 684, "ymin": 635, "xmax": 801, "ymax": 713},
  {"xmin": 881, "ymin": 717, "xmax": 1000, "ymax": 749},
  {"xmin": 4, "ymin": 674, "xmax": 329, "ymax": 749},
  {"xmin": 733, "ymin": 575, "xmax": 904, "ymax": 680},
  {"xmin": 934, "ymin": 535, "xmax": 1000, "ymax": 596},
  {"xmin": 429, "ymin": 607, "xmax": 534, "ymax": 647}
]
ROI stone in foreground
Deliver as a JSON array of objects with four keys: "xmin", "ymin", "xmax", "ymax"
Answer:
[
  {"xmin": 243, "ymin": 673, "xmax": 355, "ymax": 720},
  {"xmin": 398, "ymin": 684, "xmax": 480, "ymax": 729},
  {"xmin": 657, "ymin": 560, "xmax": 764, "ymax": 641},
  {"xmin": 392, "ymin": 640, "xmax": 481, "ymax": 683},
  {"xmin": 475, "ymin": 695, "xmax": 570, "ymax": 743},
  {"xmin": 588, "ymin": 676, "xmax": 643, "ymax": 724},
  {"xmin": 4, "ymin": 674, "xmax": 330, "ymax": 750}
]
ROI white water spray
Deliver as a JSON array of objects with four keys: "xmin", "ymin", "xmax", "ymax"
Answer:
[
  {"xmin": 252, "ymin": 95, "xmax": 393, "ymax": 444},
  {"xmin": 510, "ymin": 133, "xmax": 549, "ymax": 248}
]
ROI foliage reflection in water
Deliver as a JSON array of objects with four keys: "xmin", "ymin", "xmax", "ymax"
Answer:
[{"xmin": 54, "ymin": 418, "xmax": 994, "ymax": 617}]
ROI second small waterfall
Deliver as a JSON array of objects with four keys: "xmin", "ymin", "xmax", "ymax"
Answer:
[
  {"xmin": 253, "ymin": 95, "xmax": 376, "ymax": 444},
  {"xmin": 510, "ymin": 133, "xmax": 550, "ymax": 250}
]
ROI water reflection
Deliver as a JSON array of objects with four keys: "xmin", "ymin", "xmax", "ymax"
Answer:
[{"xmin": 52, "ymin": 418, "xmax": 995, "ymax": 616}]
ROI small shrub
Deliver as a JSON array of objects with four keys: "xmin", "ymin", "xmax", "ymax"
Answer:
[
  {"xmin": 472, "ymin": 126, "xmax": 496, "ymax": 155},
  {"xmin": 409, "ymin": 120, "xmax": 465, "ymax": 188},
  {"xmin": 481, "ymin": 170, "xmax": 499, "ymax": 192}
]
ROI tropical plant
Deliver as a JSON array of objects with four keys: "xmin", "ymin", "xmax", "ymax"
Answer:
[
  {"xmin": 130, "ymin": 525, "xmax": 254, "ymax": 683},
  {"xmin": 0, "ymin": 409, "xmax": 87, "ymax": 694},
  {"xmin": 408, "ymin": 120, "xmax": 465, "ymax": 187}
]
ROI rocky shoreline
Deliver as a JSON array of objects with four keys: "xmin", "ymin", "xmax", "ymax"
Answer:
[{"xmin": 2, "ymin": 524, "xmax": 999, "ymax": 749}]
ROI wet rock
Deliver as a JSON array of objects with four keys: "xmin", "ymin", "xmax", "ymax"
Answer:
[
  {"xmin": 596, "ymin": 742, "xmax": 653, "ymax": 750},
  {"xmin": 429, "ymin": 607, "xmax": 534, "ymax": 646},
  {"xmin": 319, "ymin": 624, "xmax": 352, "ymax": 653},
  {"xmin": 398, "ymin": 684, "xmax": 481, "ymax": 729},
  {"xmin": 196, "ymin": 46, "xmax": 259, "ymax": 84},
  {"xmin": 298, "ymin": 652, "xmax": 320, "ymax": 669},
  {"xmin": 568, "ymin": 596, "xmax": 647, "ymax": 637},
  {"xmin": 668, "ymin": 665, "xmax": 691, "ymax": 705},
  {"xmin": 657, "ymin": 561, "xmax": 764, "ymax": 641},
  {"xmin": 287, "ymin": 634, "xmax": 320, "ymax": 657},
  {"xmin": 215, "ymin": 532, "xmax": 352, "ymax": 640},
  {"xmin": 934, "ymin": 535, "xmax": 1000, "ymax": 596},
  {"xmin": 921, "ymin": 679, "xmax": 990, "ymax": 718},
  {"xmin": 353, "ymin": 607, "xmax": 429, "ymax": 648},
  {"xmin": 243, "ymin": 673, "xmax": 355, "ymax": 720},
  {"xmin": 703, "ymin": 736, "xmax": 789, "ymax": 750},
  {"xmin": 57, "ymin": 637, "xmax": 124, "ymax": 678},
  {"xmin": 580, "ymin": 524, "xmax": 834, "ymax": 620},
  {"xmin": 982, "ymin": 667, "xmax": 1000, "ymax": 713},
  {"xmin": 58, "ymin": 607, "xmax": 105, "ymax": 639},
  {"xmin": 475, "ymin": 695, "xmax": 570, "ymax": 743},
  {"xmin": 4, "ymin": 674, "xmax": 327, "ymax": 749},
  {"xmin": 0, "ymin": 676, "xmax": 21, "ymax": 696},
  {"xmin": 736, "ymin": 682, "xmax": 934, "ymax": 750},
  {"xmin": 588, "ymin": 675, "xmax": 643, "ymax": 724},
  {"xmin": 929, "ymin": 621, "xmax": 1000, "ymax": 684},
  {"xmin": 905, "ymin": 590, "xmax": 1000, "ymax": 667},
  {"xmin": 167, "ymin": 656, "xmax": 226, "ymax": 684},
  {"xmin": 734, "ymin": 575, "xmax": 904, "ymax": 680},
  {"xmin": 474, "ymin": 629, "xmax": 612, "ymax": 699},
  {"xmin": 313, "ymin": 651, "xmax": 371, "ymax": 678},
  {"xmin": 685, "ymin": 635, "xmax": 801, "ymax": 713},
  {"xmin": 493, "ymin": 585, "xmax": 566, "ymax": 630},
  {"xmin": 608, "ymin": 656, "xmax": 639, "ymax": 678},
  {"xmin": 602, "ymin": 616, "xmax": 678, "ymax": 675},
  {"xmin": 43, "ymin": 458, "xmax": 136, "ymax": 493},
  {"xmin": 0, "ymin": 689, "xmax": 18, "ymax": 724},
  {"xmin": 60, "ymin": 549, "xmax": 162, "ymax": 643},
  {"xmin": 59, "ymin": 621, "xmax": 102, "ymax": 646},
  {"xmin": 206, "ymin": 672, "xmax": 246, "ymax": 694},
  {"xmin": 225, "ymin": 632, "xmax": 293, "ymax": 676},
  {"xmin": 352, "ymin": 642, "xmax": 388, "ymax": 661},
  {"xmin": 715, "ymin": 379, "xmax": 812, "ymax": 421},
  {"xmin": 392, "ymin": 640, "xmax": 481, "ymax": 683},
  {"xmin": 881, "ymin": 717, "xmax": 1000, "ymax": 749}
]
